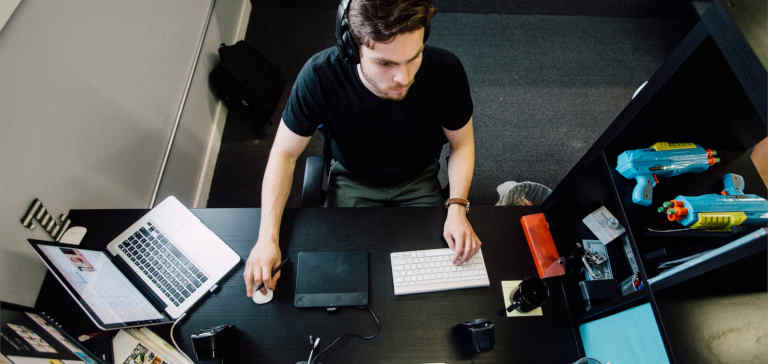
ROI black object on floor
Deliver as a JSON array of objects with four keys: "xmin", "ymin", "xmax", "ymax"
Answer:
[{"xmin": 209, "ymin": 40, "xmax": 284, "ymax": 137}]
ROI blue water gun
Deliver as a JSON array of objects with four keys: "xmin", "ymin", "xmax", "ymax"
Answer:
[
  {"xmin": 616, "ymin": 142, "xmax": 719, "ymax": 206},
  {"xmin": 659, "ymin": 173, "xmax": 768, "ymax": 231}
]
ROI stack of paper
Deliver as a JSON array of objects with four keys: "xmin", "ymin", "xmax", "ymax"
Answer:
[{"xmin": 113, "ymin": 328, "xmax": 192, "ymax": 364}]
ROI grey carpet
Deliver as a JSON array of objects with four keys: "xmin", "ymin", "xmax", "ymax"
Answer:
[{"xmin": 207, "ymin": 10, "xmax": 690, "ymax": 207}]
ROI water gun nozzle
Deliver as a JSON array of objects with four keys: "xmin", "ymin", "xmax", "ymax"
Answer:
[{"xmin": 664, "ymin": 202, "xmax": 688, "ymax": 221}]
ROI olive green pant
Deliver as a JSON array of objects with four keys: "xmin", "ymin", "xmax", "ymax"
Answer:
[{"xmin": 325, "ymin": 161, "xmax": 444, "ymax": 207}]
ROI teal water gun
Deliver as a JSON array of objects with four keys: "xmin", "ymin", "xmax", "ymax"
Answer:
[
  {"xmin": 660, "ymin": 173, "xmax": 768, "ymax": 231},
  {"xmin": 616, "ymin": 142, "xmax": 719, "ymax": 206}
]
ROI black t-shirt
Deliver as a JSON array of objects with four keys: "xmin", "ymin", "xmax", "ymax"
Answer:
[{"xmin": 282, "ymin": 45, "xmax": 473, "ymax": 185}]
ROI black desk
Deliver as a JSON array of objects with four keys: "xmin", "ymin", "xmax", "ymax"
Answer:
[{"xmin": 36, "ymin": 207, "xmax": 581, "ymax": 363}]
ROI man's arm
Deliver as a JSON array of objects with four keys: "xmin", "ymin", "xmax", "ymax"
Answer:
[
  {"xmin": 442, "ymin": 117, "xmax": 482, "ymax": 265},
  {"xmin": 244, "ymin": 119, "xmax": 311, "ymax": 296}
]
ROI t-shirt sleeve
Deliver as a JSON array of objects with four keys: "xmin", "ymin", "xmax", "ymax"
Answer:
[
  {"xmin": 441, "ymin": 56, "xmax": 473, "ymax": 130},
  {"xmin": 282, "ymin": 58, "xmax": 325, "ymax": 137}
]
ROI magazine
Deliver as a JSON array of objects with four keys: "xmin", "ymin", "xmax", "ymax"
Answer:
[{"xmin": 112, "ymin": 329, "xmax": 192, "ymax": 364}]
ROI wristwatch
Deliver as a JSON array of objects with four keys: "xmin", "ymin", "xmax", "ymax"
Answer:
[{"xmin": 445, "ymin": 197, "xmax": 470, "ymax": 213}]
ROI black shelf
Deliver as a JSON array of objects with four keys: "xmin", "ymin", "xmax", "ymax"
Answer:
[{"xmin": 541, "ymin": 2, "xmax": 767, "ymax": 363}]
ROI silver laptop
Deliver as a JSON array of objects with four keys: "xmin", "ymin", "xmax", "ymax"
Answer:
[{"xmin": 28, "ymin": 196, "xmax": 241, "ymax": 330}]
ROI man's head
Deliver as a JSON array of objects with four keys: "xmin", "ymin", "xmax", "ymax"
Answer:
[{"xmin": 343, "ymin": 0, "xmax": 436, "ymax": 101}]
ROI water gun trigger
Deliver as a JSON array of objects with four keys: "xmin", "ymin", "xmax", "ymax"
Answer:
[
  {"xmin": 632, "ymin": 175, "xmax": 656, "ymax": 206},
  {"xmin": 723, "ymin": 173, "xmax": 745, "ymax": 195}
]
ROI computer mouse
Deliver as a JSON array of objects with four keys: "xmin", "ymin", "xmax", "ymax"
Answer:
[{"xmin": 252, "ymin": 288, "xmax": 274, "ymax": 304}]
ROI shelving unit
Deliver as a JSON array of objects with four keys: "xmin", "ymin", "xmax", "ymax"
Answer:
[{"xmin": 540, "ymin": 1, "xmax": 767, "ymax": 362}]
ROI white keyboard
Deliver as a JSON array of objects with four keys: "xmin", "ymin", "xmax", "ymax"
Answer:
[{"xmin": 390, "ymin": 248, "xmax": 490, "ymax": 295}]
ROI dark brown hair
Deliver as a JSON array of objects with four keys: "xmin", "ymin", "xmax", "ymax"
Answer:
[{"xmin": 348, "ymin": 0, "xmax": 436, "ymax": 48}]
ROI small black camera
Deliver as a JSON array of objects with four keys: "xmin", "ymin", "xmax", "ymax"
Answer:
[{"xmin": 190, "ymin": 324, "xmax": 234, "ymax": 361}]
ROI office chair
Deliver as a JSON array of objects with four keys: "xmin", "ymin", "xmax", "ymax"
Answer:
[
  {"xmin": 300, "ymin": 127, "xmax": 450, "ymax": 207},
  {"xmin": 300, "ymin": 125, "xmax": 332, "ymax": 207}
]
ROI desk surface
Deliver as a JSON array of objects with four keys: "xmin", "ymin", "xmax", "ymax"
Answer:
[{"xmin": 36, "ymin": 206, "xmax": 580, "ymax": 363}]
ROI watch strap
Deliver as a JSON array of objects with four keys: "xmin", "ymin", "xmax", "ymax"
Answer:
[{"xmin": 445, "ymin": 197, "xmax": 470, "ymax": 212}]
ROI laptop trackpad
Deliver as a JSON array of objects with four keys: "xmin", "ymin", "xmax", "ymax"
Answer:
[{"xmin": 294, "ymin": 250, "xmax": 368, "ymax": 308}]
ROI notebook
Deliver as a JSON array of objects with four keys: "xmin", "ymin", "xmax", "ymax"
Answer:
[
  {"xmin": 293, "ymin": 250, "xmax": 369, "ymax": 309},
  {"xmin": 28, "ymin": 196, "xmax": 241, "ymax": 330}
]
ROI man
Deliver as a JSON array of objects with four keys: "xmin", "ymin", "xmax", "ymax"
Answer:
[{"xmin": 244, "ymin": 0, "xmax": 481, "ymax": 298}]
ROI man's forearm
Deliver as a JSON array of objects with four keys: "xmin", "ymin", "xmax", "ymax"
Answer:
[
  {"xmin": 447, "ymin": 142, "xmax": 475, "ymax": 199},
  {"xmin": 258, "ymin": 151, "xmax": 298, "ymax": 245}
]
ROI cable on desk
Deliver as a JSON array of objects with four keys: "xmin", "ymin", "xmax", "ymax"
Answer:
[
  {"xmin": 170, "ymin": 313, "xmax": 195, "ymax": 363},
  {"xmin": 311, "ymin": 306, "xmax": 381, "ymax": 364}
]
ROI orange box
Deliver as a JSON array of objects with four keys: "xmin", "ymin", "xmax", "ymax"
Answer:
[{"xmin": 520, "ymin": 213, "xmax": 565, "ymax": 278}]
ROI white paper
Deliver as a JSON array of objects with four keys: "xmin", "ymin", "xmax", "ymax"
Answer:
[{"xmin": 582, "ymin": 206, "xmax": 625, "ymax": 244}]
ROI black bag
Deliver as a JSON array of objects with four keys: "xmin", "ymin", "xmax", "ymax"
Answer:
[{"xmin": 209, "ymin": 40, "xmax": 283, "ymax": 136}]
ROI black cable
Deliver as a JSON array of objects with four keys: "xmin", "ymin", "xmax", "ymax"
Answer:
[{"xmin": 310, "ymin": 306, "xmax": 381, "ymax": 364}]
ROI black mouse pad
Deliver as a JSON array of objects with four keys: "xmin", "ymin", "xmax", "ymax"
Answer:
[{"xmin": 294, "ymin": 250, "xmax": 369, "ymax": 308}]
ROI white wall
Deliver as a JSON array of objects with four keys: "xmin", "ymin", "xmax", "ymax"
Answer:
[
  {"xmin": 157, "ymin": 0, "xmax": 252, "ymax": 207},
  {"xmin": 0, "ymin": 0, "xmax": 249, "ymax": 306}
]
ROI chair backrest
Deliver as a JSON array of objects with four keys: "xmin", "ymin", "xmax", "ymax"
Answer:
[{"xmin": 318, "ymin": 124, "xmax": 332, "ymax": 192}]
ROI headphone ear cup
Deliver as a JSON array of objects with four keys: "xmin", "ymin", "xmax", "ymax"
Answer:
[
  {"xmin": 336, "ymin": 0, "xmax": 359, "ymax": 63},
  {"xmin": 341, "ymin": 25, "xmax": 359, "ymax": 63}
]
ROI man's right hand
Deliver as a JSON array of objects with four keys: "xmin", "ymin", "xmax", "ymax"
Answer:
[{"xmin": 244, "ymin": 238, "xmax": 282, "ymax": 297}]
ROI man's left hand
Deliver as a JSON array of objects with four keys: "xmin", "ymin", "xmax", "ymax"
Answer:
[{"xmin": 443, "ymin": 205, "xmax": 482, "ymax": 265}]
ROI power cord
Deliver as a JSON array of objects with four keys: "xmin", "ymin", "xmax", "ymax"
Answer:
[
  {"xmin": 170, "ymin": 313, "xmax": 196, "ymax": 363},
  {"xmin": 310, "ymin": 306, "xmax": 382, "ymax": 364}
]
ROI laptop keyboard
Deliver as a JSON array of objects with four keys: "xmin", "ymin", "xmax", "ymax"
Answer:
[{"xmin": 117, "ymin": 222, "xmax": 208, "ymax": 307}]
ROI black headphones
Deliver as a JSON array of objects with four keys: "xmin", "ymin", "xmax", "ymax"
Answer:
[{"xmin": 335, "ymin": 0, "xmax": 431, "ymax": 64}]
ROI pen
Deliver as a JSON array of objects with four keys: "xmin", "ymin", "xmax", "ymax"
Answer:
[{"xmin": 255, "ymin": 257, "xmax": 289, "ymax": 292}]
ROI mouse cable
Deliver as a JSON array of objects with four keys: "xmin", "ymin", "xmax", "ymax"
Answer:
[
  {"xmin": 170, "ymin": 313, "xmax": 195, "ymax": 363},
  {"xmin": 311, "ymin": 306, "xmax": 381, "ymax": 364}
]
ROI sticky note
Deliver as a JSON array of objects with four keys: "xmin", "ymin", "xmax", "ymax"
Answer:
[{"xmin": 501, "ymin": 280, "xmax": 543, "ymax": 317}]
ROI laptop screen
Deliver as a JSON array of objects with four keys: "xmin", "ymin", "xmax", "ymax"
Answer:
[{"xmin": 34, "ymin": 243, "xmax": 166, "ymax": 328}]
